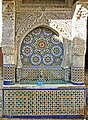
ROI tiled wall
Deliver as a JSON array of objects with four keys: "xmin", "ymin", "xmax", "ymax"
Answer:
[
  {"xmin": 2, "ymin": 88, "xmax": 85, "ymax": 119},
  {"xmin": 0, "ymin": 67, "xmax": 2, "ymax": 117}
]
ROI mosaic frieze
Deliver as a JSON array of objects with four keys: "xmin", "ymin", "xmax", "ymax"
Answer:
[
  {"xmin": 3, "ymin": 89, "xmax": 85, "ymax": 117},
  {"xmin": 71, "ymin": 67, "xmax": 84, "ymax": 84},
  {"xmin": 21, "ymin": 27, "xmax": 64, "ymax": 67}
]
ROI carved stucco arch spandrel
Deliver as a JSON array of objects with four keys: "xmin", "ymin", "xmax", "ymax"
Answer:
[{"xmin": 15, "ymin": 12, "xmax": 72, "ymax": 68}]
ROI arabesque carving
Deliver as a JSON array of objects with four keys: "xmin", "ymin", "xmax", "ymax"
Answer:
[
  {"xmin": 73, "ymin": 37, "xmax": 86, "ymax": 55},
  {"xmin": 2, "ymin": 1, "xmax": 15, "ymax": 46},
  {"xmin": 16, "ymin": 12, "xmax": 72, "ymax": 42},
  {"xmin": 2, "ymin": 46, "xmax": 14, "ymax": 55}
]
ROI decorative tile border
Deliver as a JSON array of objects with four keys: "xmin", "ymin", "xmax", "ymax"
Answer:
[
  {"xmin": 19, "ymin": 67, "xmax": 66, "ymax": 84},
  {"xmin": 2, "ymin": 88, "xmax": 86, "ymax": 119},
  {"xmin": 71, "ymin": 67, "xmax": 84, "ymax": 84},
  {"xmin": 3, "ymin": 64, "xmax": 15, "ymax": 85}
]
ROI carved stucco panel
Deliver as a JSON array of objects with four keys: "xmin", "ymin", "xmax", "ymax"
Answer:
[
  {"xmin": 73, "ymin": 20, "xmax": 87, "ymax": 41},
  {"xmin": 2, "ymin": 46, "xmax": 14, "ymax": 55},
  {"xmin": 16, "ymin": 12, "xmax": 72, "ymax": 41},
  {"xmin": 3, "ymin": 55, "xmax": 15, "ymax": 64},
  {"xmin": 71, "ymin": 3, "xmax": 87, "ymax": 68},
  {"xmin": 16, "ymin": 12, "xmax": 30, "ymax": 32},
  {"xmin": 15, "ymin": 12, "xmax": 72, "ymax": 67},
  {"xmin": 73, "ymin": 37, "xmax": 85, "ymax": 46},
  {"xmin": 63, "ymin": 39, "xmax": 72, "ymax": 68},
  {"xmin": 50, "ymin": 19, "xmax": 72, "ymax": 40},
  {"xmin": 73, "ymin": 46, "xmax": 85, "ymax": 56},
  {"xmin": 2, "ymin": 1, "xmax": 15, "ymax": 46},
  {"xmin": 72, "ymin": 4, "xmax": 87, "ymax": 41},
  {"xmin": 72, "ymin": 37, "xmax": 86, "ymax": 56},
  {"xmin": 72, "ymin": 56, "xmax": 85, "ymax": 67},
  {"xmin": 72, "ymin": 37, "xmax": 86, "ymax": 67}
]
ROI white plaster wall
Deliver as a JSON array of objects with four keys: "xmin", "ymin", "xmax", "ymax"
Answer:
[{"xmin": 72, "ymin": 2, "xmax": 88, "ymax": 68}]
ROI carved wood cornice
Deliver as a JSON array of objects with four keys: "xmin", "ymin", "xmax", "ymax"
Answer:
[{"xmin": 15, "ymin": 0, "xmax": 73, "ymax": 12}]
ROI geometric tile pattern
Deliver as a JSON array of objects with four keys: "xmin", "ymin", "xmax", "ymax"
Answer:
[
  {"xmin": 20, "ymin": 27, "xmax": 64, "ymax": 67},
  {"xmin": 20, "ymin": 67, "xmax": 66, "ymax": 84},
  {"xmin": 71, "ymin": 67, "xmax": 84, "ymax": 84},
  {"xmin": 3, "ymin": 89, "xmax": 85, "ymax": 117},
  {"xmin": 15, "ymin": 68, "xmax": 21, "ymax": 82},
  {"xmin": 65, "ymin": 68, "xmax": 70, "ymax": 82},
  {"xmin": 20, "ymin": 27, "xmax": 65, "ymax": 84},
  {"xmin": 3, "ymin": 64, "xmax": 15, "ymax": 81}
]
